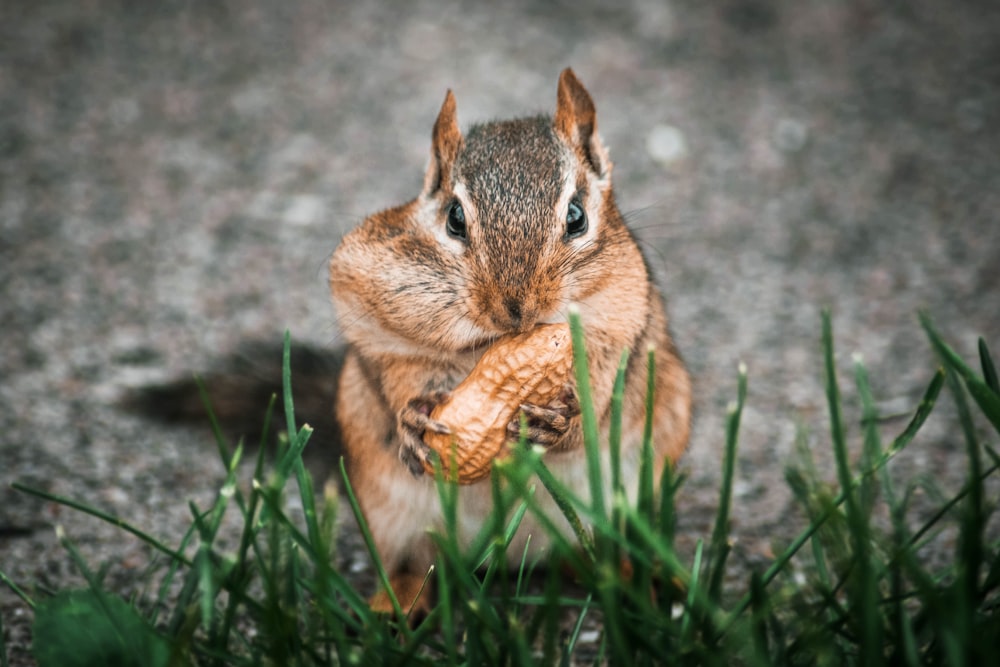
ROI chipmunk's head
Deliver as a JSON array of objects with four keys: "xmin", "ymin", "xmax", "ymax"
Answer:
[
  {"xmin": 330, "ymin": 69, "xmax": 648, "ymax": 356},
  {"xmin": 416, "ymin": 68, "xmax": 624, "ymax": 342}
]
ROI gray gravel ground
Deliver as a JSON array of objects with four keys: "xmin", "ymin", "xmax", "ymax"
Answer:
[{"xmin": 2, "ymin": 1, "xmax": 999, "ymax": 663}]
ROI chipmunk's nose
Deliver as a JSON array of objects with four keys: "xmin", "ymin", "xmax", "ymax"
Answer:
[
  {"xmin": 505, "ymin": 298, "xmax": 522, "ymax": 324},
  {"xmin": 492, "ymin": 295, "xmax": 537, "ymax": 333}
]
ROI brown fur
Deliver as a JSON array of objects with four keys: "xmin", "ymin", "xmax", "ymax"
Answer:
[{"xmin": 329, "ymin": 68, "xmax": 691, "ymax": 617}]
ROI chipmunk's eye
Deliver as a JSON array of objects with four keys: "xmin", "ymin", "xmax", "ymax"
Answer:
[
  {"xmin": 565, "ymin": 199, "xmax": 588, "ymax": 239},
  {"xmin": 446, "ymin": 200, "xmax": 467, "ymax": 241}
]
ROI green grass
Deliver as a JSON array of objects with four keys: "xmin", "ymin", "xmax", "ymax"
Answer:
[{"xmin": 3, "ymin": 312, "xmax": 999, "ymax": 666}]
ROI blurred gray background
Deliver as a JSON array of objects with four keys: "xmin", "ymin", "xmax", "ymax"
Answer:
[{"xmin": 1, "ymin": 1, "xmax": 998, "ymax": 661}]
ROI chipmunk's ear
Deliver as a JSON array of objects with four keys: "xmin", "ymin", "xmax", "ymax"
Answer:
[
  {"xmin": 423, "ymin": 90, "xmax": 463, "ymax": 195},
  {"xmin": 554, "ymin": 68, "xmax": 611, "ymax": 178}
]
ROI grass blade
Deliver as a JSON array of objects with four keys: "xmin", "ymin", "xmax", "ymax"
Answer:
[
  {"xmin": 749, "ymin": 571, "xmax": 771, "ymax": 662},
  {"xmin": 822, "ymin": 310, "xmax": 882, "ymax": 661},
  {"xmin": 708, "ymin": 362, "xmax": 747, "ymax": 603},
  {"xmin": 608, "ymin": 348, "xmax": 630, "ymax": 571},
  {"xmin": 568, "ymin": 306, "xmax": 605, "ymax": 523},
  {"xmin": 921, "ymin": 312, "xmax": 1000, "ymax": 434},
  {"xmin": 561, "ymin": 593, "xmax": 594, "ymax": 663},
  {"xmin": 0, "ymin": 570, "xmax": 35, "ymax": 609},
  {"xmin": 11, "ymin": 484, "xmax": 192, "ymax": 568},
  {"xmin": 627, "ymin": 345, "xmax": 658, "ymax": 612},
  {"xmin": 680, "ymin": 540, "xmax": 704, "ymax": 644},
  {"xmin": 980, "ymin": 338, "xmax": 999, "ymax": 395},
  {"xmin": 281, "ymin": 330, "xmax": 298, "ymax": 441},
  {"xmin": 194, "ymin": 376, "xmax": 235, "ymax": 471},
  {"xmin": 637, "ymin": 346, "xmax": 656, "ymax": 525},
  {"xmin": 338, "ymin": 457, "xmax": 407, "ymax": 633},
  {"xmin": 945, "ymin": 367, "xmax": 984, "ymax": 654},
  {"xmin": 854, "ymin": 354, "xmax": 883, "ymax": 518},
  {"xmin": 609, "ymin": 348, "xmax": 629, "ymax": 501}
]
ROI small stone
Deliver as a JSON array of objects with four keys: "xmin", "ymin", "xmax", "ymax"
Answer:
[
  {"xmin": 283, "ymin": 194, "xmax": 325, "ymax": 227},
  {"xmin": 647, "ymin": 124, "xmax": 688, "ymax": 165},
  {"xmin": 772, "ymin": 118, "xmax": 808, "ymax": 153}
]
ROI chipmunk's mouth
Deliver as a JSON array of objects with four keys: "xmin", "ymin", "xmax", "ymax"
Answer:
[
  {"xmin": 456, "ymin": 335, "xmax": 499, "ymax": 355},
  {"xmin": 456, "ymin": 320, "xmax": 561, "ymax": 355}
]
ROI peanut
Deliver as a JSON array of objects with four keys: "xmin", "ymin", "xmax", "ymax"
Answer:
[{"xmin": 422, "ymin": 323, "xmax": 574, "ymax": 483}]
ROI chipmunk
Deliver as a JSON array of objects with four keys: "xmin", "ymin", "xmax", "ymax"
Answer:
[{"xmin": 329, "ymin": 68, "xmax": 691, "ymax": 615}]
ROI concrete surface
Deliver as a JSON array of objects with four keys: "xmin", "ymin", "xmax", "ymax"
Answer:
[{"xmin": 2, "ymin": 1, "xmax": 998, "ymax": 663}]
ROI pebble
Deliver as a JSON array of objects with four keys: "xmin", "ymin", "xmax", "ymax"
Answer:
[
  {"xmin": 772, "ymin": 117, "xmax": 808, "ymax": 153},
  {"xmin": 283, "ymin": 194, "xmax": 325, "ymax": 227},
  {"xmin": 646, "ymin": 124, "xmax": 689, "ymax": 165}
]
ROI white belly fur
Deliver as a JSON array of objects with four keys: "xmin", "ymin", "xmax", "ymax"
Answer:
[{"xmin": 372, "ymin": 445, "xmax": 644, "ymax": 569}]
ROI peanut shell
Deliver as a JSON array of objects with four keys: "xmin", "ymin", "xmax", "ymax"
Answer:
[{"xmin": 422, "ymin": 323, "xmax": 574, "ymax": 483}]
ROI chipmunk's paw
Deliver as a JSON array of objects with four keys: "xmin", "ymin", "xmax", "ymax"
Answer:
[
  {"xmin": 398, "ymin": 391, "xmax": 451, "ymax": 477},
  {"xmin": 506, "ymin": 383, "xmax": 580, "ymax": 447}
]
